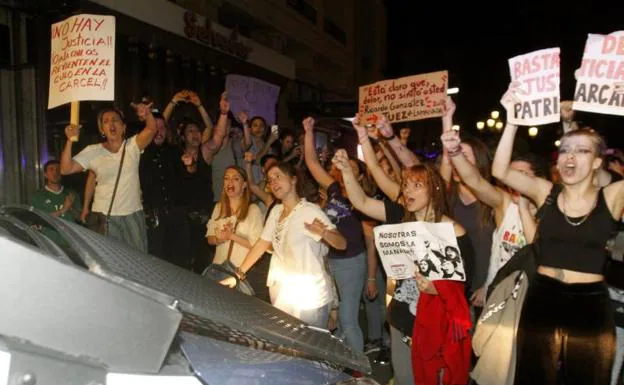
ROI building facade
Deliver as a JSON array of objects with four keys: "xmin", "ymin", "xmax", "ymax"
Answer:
[{"xmin": 0, "ymin": 0, "xmax": 386, "ymax": 203}]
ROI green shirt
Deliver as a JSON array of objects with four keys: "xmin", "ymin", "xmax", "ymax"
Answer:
[{"xmin": 30, "ymin": 186, "xmax": 81, "ymax": 222}]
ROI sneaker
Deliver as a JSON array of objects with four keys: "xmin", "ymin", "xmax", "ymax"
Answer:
[
  {"xmin": 373, "ymin": 346, "xmax": 391, "ymax": 366},
  {"xmin": 364, "ymin": 339, "xmax": 381, "ymax": 355}
]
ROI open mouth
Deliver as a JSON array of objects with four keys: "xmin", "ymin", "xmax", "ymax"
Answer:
[
  {"xmin": 406, "ymin": 197, "xmax": 416, "ymax": 206},
  {"xmin": 226, "ymin": 186, "xmax": 235, "ymax": 193},
  {"xmin": 560, "ymin": 162, "xmax": 576, "ymax": 177}
]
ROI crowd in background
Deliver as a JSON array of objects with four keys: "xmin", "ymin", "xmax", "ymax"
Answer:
[{"xmin": 29, "ymin": 88, "xmax": 624, "ymax": 385}]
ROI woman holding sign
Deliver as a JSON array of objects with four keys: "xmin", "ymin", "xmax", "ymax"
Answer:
[
  {"xmin": 60, "ymin": 103, "xmax": 157, "ymax": 252},
  {"xmin": 492, "ymin": 116, "xmax": 624, "ymax": 384},
  {"xmin": 439, "ymin": 96, "xmax": 545, "ymax": 305},
  {"xmin": 333, "ymin": 114, "xmax": 475, "ymax": 385}
]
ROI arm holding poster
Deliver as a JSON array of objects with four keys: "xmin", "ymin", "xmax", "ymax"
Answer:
[
  {"xmin": 332, "ymin": 149, "xmax": 387, "ymax": 222},
  {"xmin": 439, "ymin": 97, "xmax": 455, "ymax": 183},
  {"xmin": 60, "ymin": 124, "xmax": 85, "ymax": 175},
  {"xmin": 491, "ymin": 122, "xmax": 552, "ymax": 207},
  {"xmin": 352, "ymin": 115, "xmax": 400, "ymax": 200}
]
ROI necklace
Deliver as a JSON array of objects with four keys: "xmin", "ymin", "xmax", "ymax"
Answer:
[{"xmin": 561, "ymin": 190, "xmax": 597, "ymax": 227}]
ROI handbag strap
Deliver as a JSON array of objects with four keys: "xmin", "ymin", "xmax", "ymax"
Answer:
[
  {"xmin": 225, "ymin": 220, "xmax": 240, "ymax": 263},
  {"xmin": 106, "ymin": 139, "xmax": 127, "ymax": 218}
]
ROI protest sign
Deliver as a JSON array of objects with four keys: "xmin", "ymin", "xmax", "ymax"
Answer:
[
  {"xmin": 358, "ymin": 71, "xmax": 448, "ymax": 125},
  {"xmin": 504, "ymin": 48, "xmax": 560, "ymax": 125},
  {"xmin": 374, "ymin": 221, "xmax": 465, "ymax": 282},
  {"xmin": 573, "ymin": 31, "xmax": 624, "ymax": 116},
  {"xmin": 48, "ymin": 14, "xmax": 115, "ymax": 109},
  {"xmin": 225, "ymin": 74, "xmax": 280, "ymax": 126}
]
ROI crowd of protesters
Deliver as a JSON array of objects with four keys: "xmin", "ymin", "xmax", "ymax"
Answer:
[{"xmin": 30, "ymin": 86, "xmax": 624, "ymax": 385}]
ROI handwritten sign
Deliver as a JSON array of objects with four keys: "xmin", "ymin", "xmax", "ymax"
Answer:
[
  {"xmin": 573, "ymin": 31, "xmax": 624, "ymax": 116},
  {"xmin": 48, "ymin": 14, "xmax": 115, "ymax": 109},
  {"xmin": 374, "ymin": 221, "xmax": 465, "ymax": 282},
  {"xmin": 225, "ymin": 74, "xmax": 280, "ymax": 126},
  {"xmin": 358, "ymin": 71, "xmax": 448, "ymax": 124},
  {"xmin": 505, "ymin": 48, "xmax": 560, "ymax": 125}
]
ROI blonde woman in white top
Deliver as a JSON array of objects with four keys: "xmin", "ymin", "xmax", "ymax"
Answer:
[
  {"xmin": 221, "ymin": 161, "xmax": 347, "ymax": 328},
  {"xmin": 207, "ymin": 166, "xmax": 263, "ymax": 267}
]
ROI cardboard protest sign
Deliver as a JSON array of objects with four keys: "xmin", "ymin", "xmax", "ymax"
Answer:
[
  {"xmin": 358, "ymin": 71, "xmax": 448, "ymax": 125},
  {"xmin": 504, "ymin": 48, "xmax": 560, "ymax": 125},
  {"xmin": 225, "ymin": 74, "xmax": 280, "ymax": 126},
  {"xmin": 48, "ymin": 14, "xmax": 115, "ymax": 109},
  {"xmin": 573, "ymin": 31, "xmax": 624, "ymax": 116},
  {"xmin": 374, "ymin": 221, "xmax": 465, "ymax": 282}
]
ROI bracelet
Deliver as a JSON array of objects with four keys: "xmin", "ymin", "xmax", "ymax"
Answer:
[
  {"xmin": 367, "ymin": 278, "xmax": 376, "ymax": 282},
  {"xmin": 447, "ymin": 146, "xmax": 463, "ymax": 157}
]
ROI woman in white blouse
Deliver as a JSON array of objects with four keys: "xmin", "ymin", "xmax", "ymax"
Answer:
[
  {"xmin": 206, "ymin": 166, "xmax": 263, "ymax": 268},
  {"xmin": 222, "ymin": 161, "xmax": 347, "ymax": 328}
]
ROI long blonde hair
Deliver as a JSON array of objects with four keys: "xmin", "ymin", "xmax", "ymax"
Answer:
[{"xmin": 217, "ymin": 166, "xmax": 251, "ymax": 221}]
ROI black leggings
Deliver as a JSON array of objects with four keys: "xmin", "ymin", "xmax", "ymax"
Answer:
[{"xmin": 515, "ymin": 274, "xmax": 615, "ymax": 385}]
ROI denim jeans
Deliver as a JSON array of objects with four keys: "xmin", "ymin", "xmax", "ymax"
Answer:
[
  {"xmin": 364, "ymin": 265, "xmax": 390, "ymax": 345},
  {"xmin": 299, "ymin": 303, "xmax": 331, "ymax": 329},
  {"xmin": 329, "ymin": 252, "xmax": 367, "ymax": 351}
]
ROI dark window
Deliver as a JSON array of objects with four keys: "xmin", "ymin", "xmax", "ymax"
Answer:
[
  {"xmin": 323, "ymin": 18, "xmax": 346, "ymax": 45},
  {"xmin": 0, "ymin": 25, "xmax": 10, "ymax": 67},
  {"xmin": 286, "ymin": 0, "xmax": 317, "ymax": 24}
]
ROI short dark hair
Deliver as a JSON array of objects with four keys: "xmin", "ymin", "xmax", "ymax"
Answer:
[
  {"xmin": 97, "ymin": 107, "xmax": 125, "ymax": 128},
  {"xmin": 179, "ymin": 118, "xmax": 201, "ymax": 136},
  {"xmin": 43, "ymin": 160, "xmax": 60, "ymax": 172},
  {"xmin": 260, "ymin": 154, "xmax": 279, "ymax": 168}
]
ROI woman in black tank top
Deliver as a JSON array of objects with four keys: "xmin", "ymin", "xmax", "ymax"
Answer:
[{"xmin": 492, "ymin": 121, "xmax": 624, "ymax": 385}]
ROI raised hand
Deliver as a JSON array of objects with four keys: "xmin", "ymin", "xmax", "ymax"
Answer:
[
  {"xmin": 440, "ymin": 129, "xmax": 461, "ymax": 153},
  {"xmin": 243, "ymin": 151, "xmax": 255, "ymax": 164},
  {"xmin": 443, "ymin": 96, "xmax": 456, "ymax": 119},
  {"xmin": 64, "ymin": 124, "xmax": 81, "ymax": 141},
  {"xmin": 188, "ymin": 91, "xmax": 202, "ymax": 107},
  {"xmin": 377, "ymin": 115, "xmax": 393, "ymax": 139},
  {"xmin": 132, "ymin": 101, "xmax": 154, "ymax": 121},
  {"xmin": 238, "ymin": 111, "xmax": 249, "ymax": 126},
  {"xmin": 303, "ymin": 117, "xmax": 315, "ymax": 133},
  {"xmin": 351, "ymin": 114, "xmax": 368, "ymax": 142},
  {"xmin": 560, "ymin": 100, "xmax": 575, "ymax": 123},
  {"xmin": 331, "ymin": 149, "xmax": 351, "ymax": 171},
  {"xmin": 172, "ymin": 90, "xmax": 189, "ymax": 104},
  {"xmin": 219, "ymin": 95, "xmax": 230, "ymax": 114}
]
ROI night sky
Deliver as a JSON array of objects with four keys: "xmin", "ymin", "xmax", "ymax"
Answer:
[{"xmin": 386, "ymin": 2, "xmax": 624, "ymax": 155}]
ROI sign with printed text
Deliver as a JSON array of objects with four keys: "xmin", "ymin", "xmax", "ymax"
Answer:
[
  {"xmin": 573, "ymin": 31, "xmax": 624, "ymax": 116},
  {"xmin": 358, "ymin": 71, "xmax": 448, "ymax": 124},
  {"xmin": 48, "ymin": 14, "xmax": 116, "ymax": 109},
  {"xmin": 225, "ymin": 74, "xmax": 280, "ymax": 126},
  {"xmin": 505, "ymin": 48, "xmax": 560, "ymax": 125},
  {"xmin": 373, "ymin": 221, "xmax": 465, "ymax": 282}
]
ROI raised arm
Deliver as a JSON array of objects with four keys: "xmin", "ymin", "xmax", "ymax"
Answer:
[
  {"xmin": 239, "ymin": 111, "xmax": 252, "ymax": 150},
  {"xmin": 134, "ymin": 103, "xmax": 158, "ymax": 150},
  {"xmin": 201, "ymin": 96, "xmax": 229, "ymax": 164},
  {"xmin": 440, "ymin": 128, "xmax": 504, "ymax": 210},
  {"xmin": 374, "ymin": 115, "xmax": 420, "ymax": 168},
  {"xmin": 244, "ymin": 152, "xmax": 274, "ymax": 207},
  {"xmin": 332, "ymin": 149, "xmax": 387, "ymax": 222},
  {"xmin": 604, "ymin": 180, "xmax": 624, "ymax": 221},
  {"xmin": 439, "ymin": 97, "xmax": 456, "ymax": 183},
  {"xmin": 60, "ymin": 125, "xmax": 85, "ymax": 175},
  {"xmin": 162, "ymin": 90, "xmax": 187, "ymax": 123},
  {"xmin": 492, "ymin": 123, "xmax": 551, "ymax": 206},
  {"xmin": 188, "ymin": 92, "xmax": 214, "ymax": 142},
  {"xmin": 353, "ymin": 116, "xmax": 400, "ymax": 200},
  {"xmin": 379, "ymin": 140, "xmax": 402, "ymax": 183},
  {"xmin": 303, "ymin": 117, "xmax": 335, "ymax": 189}
]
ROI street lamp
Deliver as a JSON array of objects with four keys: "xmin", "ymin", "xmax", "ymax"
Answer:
[
  {"xmin": 528, "ymin": 127, "xmax": 538, "ymax": 137},
  {"xmin": 486, "ymin": 119, "xmax": 495, "ymax": 128},
  {"xmin": 476, "ymin": 121, "xmax": 485, "ymax": 130},
  {"xmin": 554, "ymin": 140, "xmax": 561, "ymax": 147},
  {"xmin": 452, "ymin": 125, "xmax": 460, "ymax": 131},
  {"xmin": 495, "ymin": 121, "xmax": 503, "ymax": 130},
  {"xmin": 491, "ymin": 111, "xmax": 500, "ymax": 119}
]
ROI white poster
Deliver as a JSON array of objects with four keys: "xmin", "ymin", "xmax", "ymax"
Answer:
[
  {"xmin": 504, "ymin": 48, "xmax": 560, "ymax": 125},
  {"xmin": 48, "ymin": 14, "xmax": 116, "ymax": 109},
  {"xmin": 374, "ymin": 221, "xmax": 465, "ymax": 281},
  {"xmin": 225, "ymin": 74, "xmax": 280, "ymax": 126},
  {"xmin": 573, "ymin": 31, "xmax": 624, "ymax": 116}
]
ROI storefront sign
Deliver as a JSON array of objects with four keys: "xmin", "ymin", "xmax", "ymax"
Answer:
[{"xmin": 183, "ymin": 12, "xmax": 252, "ymax": 61}]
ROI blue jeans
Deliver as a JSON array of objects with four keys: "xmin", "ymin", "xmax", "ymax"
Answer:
[
  {"xmin": 299, "ymin": 303, "xmax": 331, "ymax": 329},
  {"xmin": 364, "ymin": 265, "xmax": 390, "ymax": 344},
  {"xmin": 329, "ymin": 253, "xmax": 367, "ymax": 351}
]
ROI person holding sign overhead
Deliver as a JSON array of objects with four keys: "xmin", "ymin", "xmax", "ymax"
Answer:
[
  {"xmin": 493, "ymin": 88, "xmax": 624, "ymax": 384},
  {"xmin": 332, "ymin": 114, "xmax": 474, "ymax": 385},
  {"xmin": 60, "ymin": 102, "xmax": 156, "ymax": 252}
]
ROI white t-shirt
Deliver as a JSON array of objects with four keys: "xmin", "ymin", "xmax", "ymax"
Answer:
[
  {"xmin": 486, "ymin": 203, "xmax": 527, "ymax": 289},
  {"xmin": 74, "ymin": 135, "xmax": 143, "ymax": 216},
  {"xmin": 206, "ymin": 203, "xmax": 263, "ymax": 267},
  {"xmin": 261, "ymin": 199, "xmax": 335, "ymax": 315}
]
